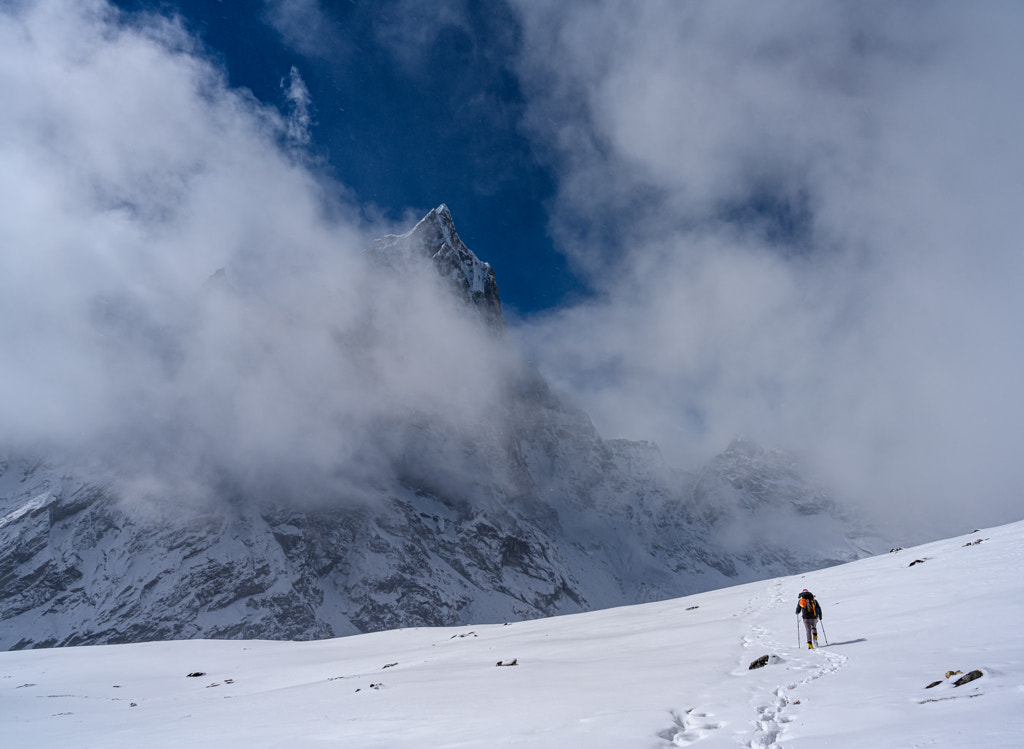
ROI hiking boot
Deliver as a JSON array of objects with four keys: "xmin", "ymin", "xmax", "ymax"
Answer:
[{"xmin": 807, "ymin": 642, "xmax": 813, "ymax": 649}]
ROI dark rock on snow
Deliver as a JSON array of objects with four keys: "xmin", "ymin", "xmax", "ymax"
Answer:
[
  {"xmin": 749, "ymin": 655, "xmax": 771, "ymax": 670},
  {"xmin": 953, "ymin": 670, "xmax": 983, "ymax": 687}
]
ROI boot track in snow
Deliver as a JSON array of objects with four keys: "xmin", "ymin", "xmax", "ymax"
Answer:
[{"xmin": 661, "ymin": 577, "xmax": 850, "ymax": 748}]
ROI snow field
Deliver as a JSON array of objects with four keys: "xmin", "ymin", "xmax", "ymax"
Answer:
[{"xmin": 1, "ymin": 520, "xmax": 1021, "ymax": 747}]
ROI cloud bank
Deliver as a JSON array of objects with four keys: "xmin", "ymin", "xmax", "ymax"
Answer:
[
  {"xmin": 4, "ymin": 0, "xmax": 1022, "ymax": 539},
  {"xmin": 0, "ymin": 0, "xmax": 509, "ymax": 504},
  {"xmin": 508, "ymin": 0, "xmax": 1024, "ymax": 536}
]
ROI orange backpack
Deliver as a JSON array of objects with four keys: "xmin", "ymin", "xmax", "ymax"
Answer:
[{"xmin": 799, "ymin": 595, "xmax": 820, "ymax": 617}]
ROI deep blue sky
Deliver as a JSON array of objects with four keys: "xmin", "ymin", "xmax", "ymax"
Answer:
[{"xmin": 113, "ymin": 0, "xmax": 579, "ymax": 316}]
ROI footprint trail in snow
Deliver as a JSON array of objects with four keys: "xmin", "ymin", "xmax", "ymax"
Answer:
[
  {"xmin": 659, "ymin": 708, "xmax": 724, "ymax": 746},
  {"xmin": 662, "ymin": 577, "xmax": 850, "ymax": 748},
  {"xmin": 745, "ymin": 579, "xmax": 849, "ymax": 748}
]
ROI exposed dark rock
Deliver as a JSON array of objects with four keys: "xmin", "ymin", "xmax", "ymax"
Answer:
[
  {"xmin": 749, "ymin": 654, "xmax": 771, "ymax": 670},
  {"xmin": 953, "ymin": 670, "xmax": 983, "ymax": 687},
  {"xmin": 367, "ymin": 204, "xmax": 504, "ymax": 332}
]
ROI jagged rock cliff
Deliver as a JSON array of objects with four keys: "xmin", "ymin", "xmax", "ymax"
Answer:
[{"xmin": 367, "ymin": 205, "xmax": 504, "ymax": 331}]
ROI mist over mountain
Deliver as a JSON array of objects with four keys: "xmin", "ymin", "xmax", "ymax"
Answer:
[
  {"xmin": 0, "ymin": 207, "xmax": 883, "ymax": 650},
  {"xmin": 6, "ymin": 0, "xmax": 1017, "ymax": 652}
]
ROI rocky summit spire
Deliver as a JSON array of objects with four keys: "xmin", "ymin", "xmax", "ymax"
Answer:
[{"xmin": 367, "ymin": 205, "xmax": 505, "ymax": 332}]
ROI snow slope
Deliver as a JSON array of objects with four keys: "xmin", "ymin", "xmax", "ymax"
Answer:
[{"xmin": 1, "ymin": 520, "xmax": 1019, "ymax": 748}]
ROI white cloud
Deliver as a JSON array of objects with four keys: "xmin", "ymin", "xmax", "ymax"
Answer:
[
  {"xmin": 4, "ymin": 0, "xmax": 1021, "ymax": 538},
  {"xmin": 282, "ymin": 66, "xmax": 313, "ymax": 146},
  {"xmin": 0, "ymin": 0, "xmax": 508, "ymax": 505},
  {"xmin": 261, "ymin": 0, "xmax": 344, "ymax": 60},
  {"xmin": 509, "ymin": 0, "xmax": 1024, "ymax": 536}
]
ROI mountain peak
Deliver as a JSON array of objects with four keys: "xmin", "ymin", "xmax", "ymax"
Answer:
[{"xmin": 368, "ymin": 205, "xmax": 505, "ymax": 331}]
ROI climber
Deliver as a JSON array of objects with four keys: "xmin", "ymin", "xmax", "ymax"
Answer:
[{"xmin": 795, "ymin": 589, "xmax": 823, "ymax": 648}]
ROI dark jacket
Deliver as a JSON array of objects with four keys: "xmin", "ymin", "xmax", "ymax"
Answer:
[{"xmin": 796, "ymin": 592, "xmax": 823, "ymax": 620}]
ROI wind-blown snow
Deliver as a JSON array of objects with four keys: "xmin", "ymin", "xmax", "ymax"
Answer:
[
  {"xmin": 0, "ymin": 492, "xmax": 49, "ymax": 531},
  {"xmin": 1, "ymin": 520, "xmax": 1020, "ymax": 748}
]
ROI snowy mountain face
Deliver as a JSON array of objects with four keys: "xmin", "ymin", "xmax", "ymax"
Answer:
[
  {"xmin": 0, "ymin": 208, "xmax": 884, "ymax": 650},
  {"xmin": 686, "ymin": 438, "xmax": 879, "ymax": 575}
]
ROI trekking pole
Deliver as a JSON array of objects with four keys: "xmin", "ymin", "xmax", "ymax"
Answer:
[
  {"xmin": 819, "ymin": 619, "xmax": 828, "ymax": 646},
  {"xmin": 796, "ymin": 616, "xmax": 800, "ymax": 647}
]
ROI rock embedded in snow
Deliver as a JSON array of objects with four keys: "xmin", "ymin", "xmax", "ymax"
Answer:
[
  {"xmin": 749, "ymin": 655, "xmax": 771, "ymax": 670},
  {"xmin": 953, "ymin": 670, "xmax": 983, "ymax": 687}
]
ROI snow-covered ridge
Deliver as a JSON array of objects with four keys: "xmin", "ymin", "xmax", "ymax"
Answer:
[{"xmin": 2, "ymin": 519, "xmax": 1019, "ymax": 748}]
